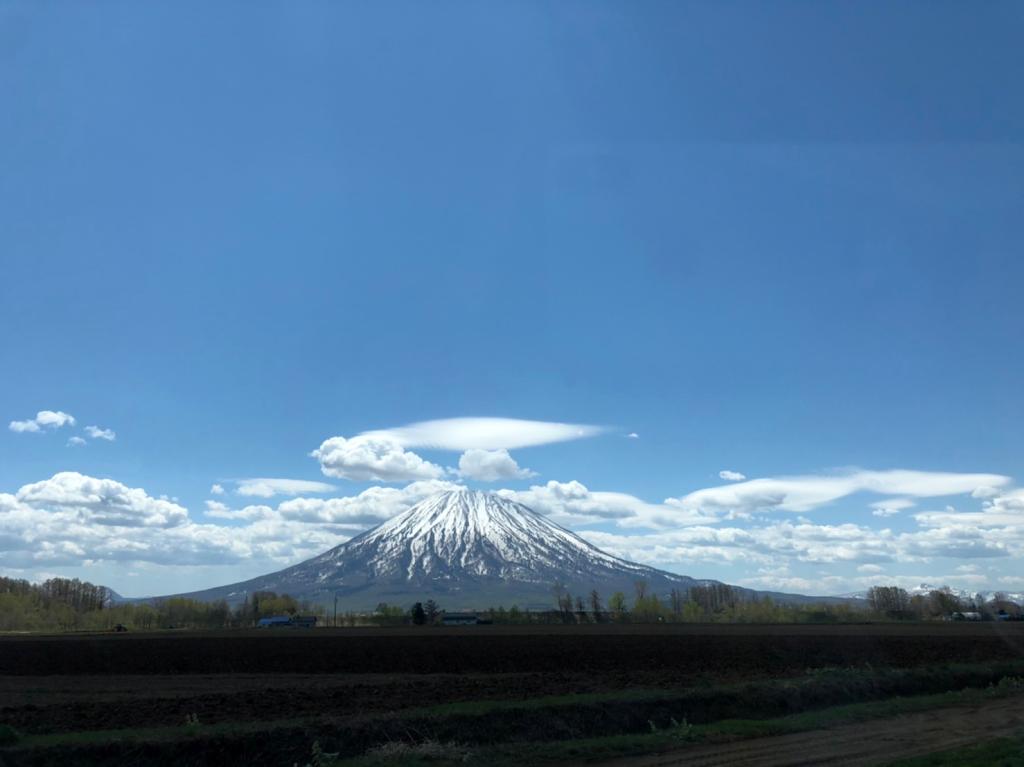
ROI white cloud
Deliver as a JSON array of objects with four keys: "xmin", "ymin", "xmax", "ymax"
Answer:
[
  {"xmin": 360, "ymin": 417, "xmax": 605, "ymax": 451},
  {"xmin": 871, "ymin": 498, "xmax": 915, "ymax": 518},
  {"xmin": 204, "ymin": 500, "xmax": 231, "ymax": 515},
  {"xmin": 499, "ymin": 480, "xmax": 717, "ymax": 528},
  {"xmin": 913, "ymin": 488, "xmax": 1024, "ymax": 529},
  {"xmin": 85, "ymin": 425, "xmax": 116, "ymax": 441},
  {"xmin": 0, "ymin": 473, "xmax": 343, "ymax": 571},
  {"xmin": 626, "ymin": 433, "xmax": 639, "ymax": 439},
  {"xmin": 673, "ymin": 470, "xmax": 1012, "ymax": 516},
  {"xmin": 311, "ymin": 436, "xmax": 446, "ymax": 482},
  {"xmin": 67, "ymin": 436, "xmax": 87, "ymax": 447},
  {"xmin": 14, "ymin": 472, "xmax": 188, "ymax": 528},
  {"xmin": 277, "ymin": 480, "xmax": 459, "ymax": 526},
  {"xmin": 458, "ymin": 449, "xmax": 536, "ymax": 482},
  {"xmin": 235, "ymin": 478, "xmax": 337, "ymax": 498},
  {"xmin": 719, "ymin": 470, "xmax": 746, "ymax": 481},
  {"xmin": 35, "ymin": 411, "xmax": 76, "ymax": 428},
  {"xmin": 203, "ymin": 501, "xmax": 275, "ymax": 521},
  {"xmin": 2, "ymin": 466, "xmax": 1021, "ymax": 596},
  {"xmin": 9, "ymin": 410, "xmax": 76, "ymax": 433},
  {"xmin": 871, "ymin": 507, "xmax": 902, "ymax": 518},
  {"xmin": 871, "ymin": 498, "xmax": 915, "ymax": 511},
  {"xmin": 210, "ymin": 484, "xmax": 225, "ymax": 496},
  {"xmin": 971, "ymin": 486, "xmax": 1002, "ymax": 499}
]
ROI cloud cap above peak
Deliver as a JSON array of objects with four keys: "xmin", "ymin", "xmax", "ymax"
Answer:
[{"xmin": 360, "ymin": 417, "xmax": 605, "ymax": 451}]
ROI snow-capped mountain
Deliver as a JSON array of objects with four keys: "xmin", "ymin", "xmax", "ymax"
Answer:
[
  {"xmin": 843, "ymin": 584, "xmax": 1024, "ymax": 605},
  {"xmin": 175, "ymin": 489, "xmax": 839, "ymax": 610}
]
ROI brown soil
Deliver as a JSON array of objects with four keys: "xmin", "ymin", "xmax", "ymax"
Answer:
[
  {"xmin": 597, "ymin": 696, "xmax": 1024, "ymax": 767},
  {"xmin": 3, "ymin": 623, "xmax": 1022, "ymax": 676},
  {"xmin": 1, "ymin": 624, "xmax": 1022, "ymax": 735}
]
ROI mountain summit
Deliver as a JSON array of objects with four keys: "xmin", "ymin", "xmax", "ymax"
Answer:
[{"xmin": 176, "ymin": 489, "xmax": 828, "ymax": 610}]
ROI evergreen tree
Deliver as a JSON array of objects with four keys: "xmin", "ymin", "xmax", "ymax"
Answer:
[{"xmin": 411, "ymin": 602, "xmax": 426, "ymax": 625}]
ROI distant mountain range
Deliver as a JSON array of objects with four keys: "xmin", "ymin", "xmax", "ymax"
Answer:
[
  {"xmin": 842, "ymin": 584, "xmax": 1024, "ymax": 605},
  {"xmin": 168, "ymin": 489, "xmax": 854, "ymax": 611}
]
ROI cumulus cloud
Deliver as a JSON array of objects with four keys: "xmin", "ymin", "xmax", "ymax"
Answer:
[
  {"xmin": 203, "ymin": 500, "xmax": 275, "ymax": 521},
  {"xmin": 67, "ymin": 436, "xmax": 87, "ymax": 447},
  {"xmin": 311, "ymin": 436, "xmax": 446, "ymax": 482},
  {"xmin": 360, "ymin": 417, "xmax": 605, "ymax": 451},
  {"xmin": 458, "ymin": 449, "xmax": 536, "ymax": 482},
  {"xmin": 0, "ymin": 473, "xmax": 345, "ymax": 571},
  {"xmin": 913, "ymin": 488, "xmax": 1024, "ymax": 529},
  {"xmin": 9, "ymin": 410, "xmax": 76, "ymax": 433},
  {"xmin": 719, "ymin": 470, "xmax": 746, "ymax": 481},
  {"xmin": 14, "ymin": 472, "xmax": 188, "ymax": 528},
  {"xmin": 210, "ymin": 484, "xmax": 225, "ymax": 496},
  {"xmin": 203, "ymin": 500, "xmax": 231, "ymax": 515},
  {"xmin": 235, "ymin": 478, "xmax": 337, "ymax": 498},
  {"xmin": 3, "ymin": 465, "xmax": 1021, "ymax": 596},
  {"xmin": 84, "ymin": 425, "xmax": 116, "ymax": 441},
  {"xmin": 626, "ymin": 433, "xmax": 639, "ymax": 439},
  {"xmin": 277, "ymin": 480, "xmax": 459, "ymax": 526},
  {"xmin": 498, "ymin": 480, "xmax": 717, "ymax": 528},
  {"xmin": 673, "ymin": 470, "xmax": 1012, "ymax": 516}
]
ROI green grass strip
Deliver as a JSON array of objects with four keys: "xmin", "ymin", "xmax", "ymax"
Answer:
[{"xmin": 333, "ymin": 683, "xmax": 1024, "ymax": 766}]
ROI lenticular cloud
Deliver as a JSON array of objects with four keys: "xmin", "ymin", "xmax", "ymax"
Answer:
[{"xmin": 360, "ymin": 417, "xmax": 605, "ymax": 451}]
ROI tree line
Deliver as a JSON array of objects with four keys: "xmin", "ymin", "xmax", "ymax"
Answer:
[
  {"xmin": 0, "ymin": 576, "xmax": 324, "ymax": 632},
  {"xmin": 3, "ymin": 576, "xmax": 1019, "ymax": 632},
  {"xmin": 865, "ymin": 585, "xmax": 1020, "ymax": 621}
]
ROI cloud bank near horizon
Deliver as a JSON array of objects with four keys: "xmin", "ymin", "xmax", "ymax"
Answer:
[{"xmin": 1, "ymin": 466, "xmax": 1021, "ymax": 597}]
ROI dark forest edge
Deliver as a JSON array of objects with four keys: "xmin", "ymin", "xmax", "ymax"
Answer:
[{"xmin": 1, "ymin": 577, "xmax": 1021, "ymax": 632}]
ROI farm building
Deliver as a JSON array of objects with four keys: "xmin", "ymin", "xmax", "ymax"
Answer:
[
  {"xmin": 257, "ymin": 615, "xmax": 294, "ymax": 628},
  {"xmin": 257, "ymin": 615, "xmax": 318, "ymax": 628},
  {"xmin": 441, "ymin": 612, "xmax": 480, "ymax": 626}
]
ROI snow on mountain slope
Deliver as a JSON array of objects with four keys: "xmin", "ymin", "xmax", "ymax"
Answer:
[
  {"xmin": 173, "ymin": 488, "xmax": 845, "ymax": 610},
  {"xmin": 313, "ymin": 488, "xmax": 653, "ymax": 583},
  {"xmin": 844, "ymin": 584, "xmax": 1024, "ymax": 604}
]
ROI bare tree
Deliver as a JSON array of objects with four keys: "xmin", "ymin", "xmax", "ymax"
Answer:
[
  {"xmin": 669, "ymin": 588, "xmax": 685, "ymax": 617},
  {"xmin": 867, "ymin": 586, "xmax": 912, "ymax": 618},
  {"xmin": 424, "ymin": 599, "xmax": 440, "ymax": 624},
  {"xmin": 634, "ymin": 580, "xmax": 648, "ymax": 603}
]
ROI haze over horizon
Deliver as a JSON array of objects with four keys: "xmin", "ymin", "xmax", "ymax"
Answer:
[{"xmin": 2, "ymin": 3, "xmax": 1022, "ymax": 598}]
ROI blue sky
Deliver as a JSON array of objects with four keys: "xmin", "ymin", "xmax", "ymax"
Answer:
[{"xmin": 2, "ymin": 2, "xmax": 1022, "ymax": 598}]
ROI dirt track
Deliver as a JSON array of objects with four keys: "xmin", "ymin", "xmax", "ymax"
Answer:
[{"xmin": 598, "ymin": 696, "xmax": 1024, "ymax": 766}]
